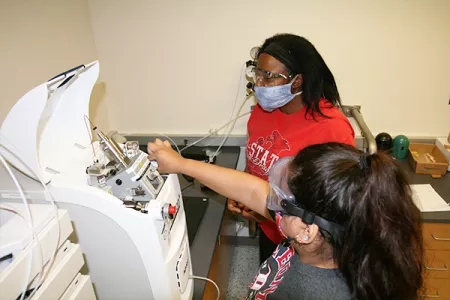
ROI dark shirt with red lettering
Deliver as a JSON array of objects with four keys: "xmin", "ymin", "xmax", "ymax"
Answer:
[{"xmin": 245, "ymin": 243, "xmax": 350, "ymax": 300}]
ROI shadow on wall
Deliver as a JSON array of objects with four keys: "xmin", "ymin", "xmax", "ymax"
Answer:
[{"xmin": 89, "ymin": 81, "xmax": 110, "ymax": 132}]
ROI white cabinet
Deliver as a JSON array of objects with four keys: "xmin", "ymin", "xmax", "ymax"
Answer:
[{"xmin": 0, "ymin": 203, "xmax": 96, "ymax": 300}]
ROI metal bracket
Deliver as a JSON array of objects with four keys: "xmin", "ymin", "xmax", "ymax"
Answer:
[
  {"xmin": 341, "ymin": 105, "xmax": 377, "ymax": 154},
  {"xmin": 341, "ymin": 105, "xmax": 361, "ymax": 118}
]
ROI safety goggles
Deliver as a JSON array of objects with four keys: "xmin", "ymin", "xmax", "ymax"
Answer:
[
  {"xmin": 267, "ymin": 156, "xmax": 296, "ymax": 211},
  {"xmin": 267, "ymin": 156, "xmax": 346, "ymax": 245},
  {"xmin": 254, "ymin": 67, "xmax": 295, "ymax": 81}
]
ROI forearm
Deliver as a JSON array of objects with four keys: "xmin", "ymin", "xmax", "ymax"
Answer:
[{"xmin": 181, "ymin": 159, "xmax": 271, "ymax": 219}]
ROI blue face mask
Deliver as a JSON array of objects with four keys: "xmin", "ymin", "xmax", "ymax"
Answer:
[{"xmin": 255, "ymin": 76, "xmax": 302, "ymax": 112}]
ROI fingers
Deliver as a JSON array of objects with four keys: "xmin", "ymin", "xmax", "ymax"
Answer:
[
  {"xmin": 155, "ymin": 138, "xmax": 171, "ymax": 148},
  {"xmin": 147, "ymin": 146, "xmax": 157, "ymax": 162},
  {"xmin": 227, "ymin": 199, "xmax": 241, "ymax": 214},
  {"xmin": 229, "ymin": 206, "xmax": 242, "ymax": 214},
  {"xmin": 147, "ymin": 140, "xmax": 166, "ymax": 161},
  {"xmin": 147, "ymin": 139, "xmax": 172, "ymax": 154},
  {"xmin": 147, "ymin": 142, "xmax": 158, "ymax": 153}
]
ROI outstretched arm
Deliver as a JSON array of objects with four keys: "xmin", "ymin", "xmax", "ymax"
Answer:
[{"xmin": 147, "ymin": 139, "xmax": 272, "ymax": 220}]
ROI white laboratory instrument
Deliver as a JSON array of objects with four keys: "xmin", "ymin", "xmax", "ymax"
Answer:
[
  {"xmin": 0, "ymin": 202, "xmax": 96, "ymax": 300},
  {"xmin": 0, "ymin": 62, "xmax": 193, "ymax": 300}
]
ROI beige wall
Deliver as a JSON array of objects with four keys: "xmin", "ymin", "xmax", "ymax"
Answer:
[
  {"xmin": 2, "ymin": 1, "xmax": 449, "ymax": 137},
  {"xmin": 0, "ymin": 0, "xmax": 109, "ymax": 131},
  {"xmin": 87, "ymin": 0, "xmax": 450, "ymax": 137}
]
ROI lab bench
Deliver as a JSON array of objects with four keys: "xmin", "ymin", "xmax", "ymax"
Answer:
[
  {"xmin": 178, "ymin": 146, "xmax": 241, "ymax": 300},
  {"xmin": 403, "ymin": 161, "xmax": 450, "ymax": 223}
]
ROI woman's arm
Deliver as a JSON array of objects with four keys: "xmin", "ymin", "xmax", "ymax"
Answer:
[
  {"xmin": 148, "ymin": 139, "xmax": 272, "ymax": 220},
  {"xmin": 227, "ymin": 166, "xmax": 249, "ymax": 214}
]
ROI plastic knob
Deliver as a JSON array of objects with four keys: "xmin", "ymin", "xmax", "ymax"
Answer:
[{"xmin": 168, "ymin": 205, "xmax": 177, "ymax": 216}]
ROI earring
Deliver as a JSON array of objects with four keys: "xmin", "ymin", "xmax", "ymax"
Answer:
[{"xmin": 304, "ymin": 225, "xmax": 310, "ymax": 241}]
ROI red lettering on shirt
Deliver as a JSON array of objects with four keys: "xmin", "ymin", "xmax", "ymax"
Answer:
[
  {"xmin": 247, "ymin": 245, "xmax": 295, "ymax": 299},
  {"xmin": 246, "ymin": 130, "xmax": 287, "ymax": 178}
]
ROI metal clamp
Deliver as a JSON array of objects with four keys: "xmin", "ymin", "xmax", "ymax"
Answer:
[
  {"xmin": 431, "ymin": 234, "xmax": 450, "ymax": 241},
  {"xmin": 425, "ymin": 264, "xmax": 448, "ymax": 271}
]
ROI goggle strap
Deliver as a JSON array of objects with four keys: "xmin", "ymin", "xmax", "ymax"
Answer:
[
  {"xmin": 300, "ymin": 210, "xmax": 316, "ymax": 225},
  {"xmin": 281, "ymin": 200, "xmax": 345, "ymax": 245}
]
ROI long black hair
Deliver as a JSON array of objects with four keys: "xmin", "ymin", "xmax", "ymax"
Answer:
[
  {"xmin": 288, "ymin": 143, "xmax": 423, "ymax": 300},
  {"xmin": 258, "ymin": 34, "xmax": 341, "ymax": 118}
]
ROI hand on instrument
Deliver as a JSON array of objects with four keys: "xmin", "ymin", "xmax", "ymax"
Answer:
[{"xmin": 147, "ymin": 138, "xmax": 185, "ymax": 174}]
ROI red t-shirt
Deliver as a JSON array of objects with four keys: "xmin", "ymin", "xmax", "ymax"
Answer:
[{"xmin": 246, "ymin": 99, "xmax": 355, "ymax": 244}]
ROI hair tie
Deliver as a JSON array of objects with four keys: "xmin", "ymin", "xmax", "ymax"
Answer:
[{"xmin": 359, "ymin": 154, "xmax": 371, "ymax": 173}]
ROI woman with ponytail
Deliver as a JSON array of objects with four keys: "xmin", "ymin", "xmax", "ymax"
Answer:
[{"xmin": 148, "ymin": 140, "xmax": 423, "ymax": 300}]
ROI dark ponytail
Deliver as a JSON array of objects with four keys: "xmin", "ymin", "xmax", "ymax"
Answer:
[{"xmin": 288, "ymin": 143, "xmax": 423, "ymax": 300}]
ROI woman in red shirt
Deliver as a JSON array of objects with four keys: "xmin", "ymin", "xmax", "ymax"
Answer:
[{"xmin": 228, "ymin": 33, "xmax": 355, "ymax": 263}]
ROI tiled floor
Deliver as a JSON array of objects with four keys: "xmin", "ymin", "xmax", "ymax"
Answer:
[{"xmin": 226, "ymin": 245, "xmax": 259, "ymax": 299}]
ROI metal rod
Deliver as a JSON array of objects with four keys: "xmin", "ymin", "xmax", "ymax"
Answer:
[
  {"xmin": 348, "ymin": 107, "xmax": 377, "ymax": 154},
  {"xmin": 95, "ymin": 129, "xmax": 129, "ymax": 168}
]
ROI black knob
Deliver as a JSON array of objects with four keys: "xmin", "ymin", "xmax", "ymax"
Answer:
[
  {"xmin": 116, "ymin": 179, "xmax": 122, "ymax": 185},
  {"xmin": 110, "ymin": 169, "xmax": 117, "ymax": 176},
  {"xmin": 375, "ymin": 132, "xmax": 393, "ymax": 151}
]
